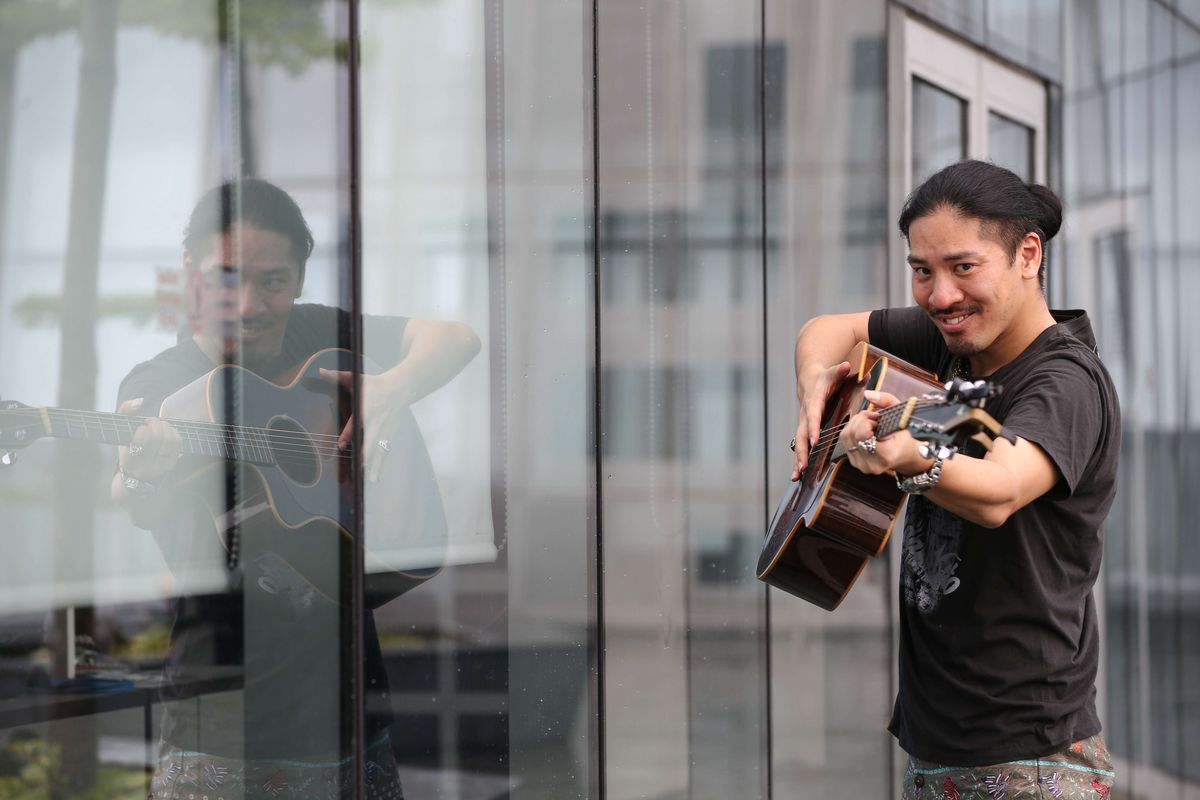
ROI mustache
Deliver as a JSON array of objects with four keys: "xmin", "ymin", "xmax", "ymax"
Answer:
[{"xmin": 927, "ymin": 305, "xmax": 979, "ymax": 317}]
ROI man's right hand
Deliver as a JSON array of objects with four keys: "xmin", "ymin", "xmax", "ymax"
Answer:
[{"xmin": 791, "ymin": 360, "xmax": 852, "ymax": 481}]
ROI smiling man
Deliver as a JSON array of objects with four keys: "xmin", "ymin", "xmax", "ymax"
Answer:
[{"xmin": 790, "ymin": 160, "xmax": 1120, "ymax": 798}]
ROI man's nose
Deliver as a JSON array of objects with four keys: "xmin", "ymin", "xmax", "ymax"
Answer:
[
  {"xmin": 928, "ymin": 274, "xmax": 964, "ymax": 309},
  {"xmin": 238, "ymin": 284, "xmax": 267, "ymax": 316}
]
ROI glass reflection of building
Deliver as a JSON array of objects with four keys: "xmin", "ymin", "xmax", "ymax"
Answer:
[{"xmin": 0, "ymin": 1, "xmax": 1194, "ymax": 798}]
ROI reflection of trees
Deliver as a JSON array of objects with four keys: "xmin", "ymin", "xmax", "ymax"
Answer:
[{"xmin": 0, "ymin": 2, "xmax": 343, "ymax": 796}]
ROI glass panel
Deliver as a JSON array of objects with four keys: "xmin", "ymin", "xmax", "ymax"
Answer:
[
  {"xmin": 597, "ymin": 2, "xmax": 768, "ymax": 797},
  {"xmin": 358, "ymin": 0, "xmax": 594, "ymax": 797},
  {"xmin": 0, "ymin": 2, "xmax": 358, "ymax": 798},
  {"xmin": 1064, "ymin": 0, "xmax": 1200, "ymax": 790},
  {"xmin": 912, "ymin": 77, "xmax": 967, "ymax": 186},
  {"xmin": 988, "ymin": 110, "xmax": 1034, "ymax": 181},
  {"xmin": 984, "ymin": 0, "xmax": 1063, "ymax": 80},
  {"xmin": 899, "ymin": 0, "xmax": 987, "ymax": 43},
  {"xmin": 765, "ymin": 1, "xmax": 890, "ymax": 797}
]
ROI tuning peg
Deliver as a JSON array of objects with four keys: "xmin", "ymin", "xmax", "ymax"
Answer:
[
  {"xmin": 1, "ymin": 451, "xmax": 16, "ymax": 466},
  {"xmin": 943, "ymin": 378, "xmax": 996, "ymax": 405},
  {"xmin": 919, "ymin": 442, "xmax": 957, "ymax": 461}
]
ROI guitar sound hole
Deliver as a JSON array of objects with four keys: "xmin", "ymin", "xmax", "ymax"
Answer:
[{"xmin": 267, "ymin": 417, "xmax": 319, "ymax": 485}]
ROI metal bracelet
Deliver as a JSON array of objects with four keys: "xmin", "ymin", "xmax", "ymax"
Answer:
[
  {"xmin": 895, "ymin": 455, "xmax": 944, "ymax": 495},
  {"xmin": 118, "ymin": 465, "xmax": 156, "ymax": 497}
]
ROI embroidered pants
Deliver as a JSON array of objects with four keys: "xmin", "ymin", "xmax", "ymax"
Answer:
[
  {"xmin": 902, "ymin": 734, "xmax": 1115, "ymax": 799},
  {"xmin": 148, "ymin": 733, "xmax": 404, "ymax": 800}
]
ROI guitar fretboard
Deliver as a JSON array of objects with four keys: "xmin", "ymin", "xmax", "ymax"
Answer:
[{"xmin": 41, "ymin": 408, "xmax": 294, "ymax": 465}]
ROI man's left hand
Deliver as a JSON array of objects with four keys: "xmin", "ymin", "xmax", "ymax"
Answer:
[{"xmin": 839, "ymin": 389, "xmax": 934, "ymax": 476}]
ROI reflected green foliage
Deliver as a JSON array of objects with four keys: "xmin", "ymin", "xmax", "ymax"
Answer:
[
  {"xmin": 13, "ymin": 292, "xmax": 157, "ymax": 327},
  {"xmin": 111, "ymin": 623, "xmax": 171, "ymax": 659},
  {"xmin": 0, "ymin": 0, "xmax": 332, "ymax": 72},
  {"xmin": 0, "ymin": 2, "xmax": 78, "ymax": 50},
  {"xmin": 119, "ymin": 0, "xmax": 338, "ymax": 73},
  {"xmin": 0, "ymin": 738, "xmax": 145, "ymax": 799},
  {"xmin": 0, "ymin": 0, "xmax": 424, "ymax": 71}
]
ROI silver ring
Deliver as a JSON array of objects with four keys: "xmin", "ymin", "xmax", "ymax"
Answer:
[
  {"xmin": 128, "ymin": 444, "xmax": 143, "ymax": 456},
  {"xmin": 789, "ymin": 438, "xmax": 797, "ymax": 452},
  {"xmin": 858, "ymin": 436, "xmax": 877, "ymax": 455},
  {"xmin": 376, "ymin": 439, "xmax": 391, "ymax": 453}
]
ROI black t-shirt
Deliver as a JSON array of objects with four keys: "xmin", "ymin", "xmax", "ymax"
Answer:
[
  {"xmin": 117, "ymin": 304, "xmax": 417, "ymax": 759},
  {"xmin": 868, "ymin": 305, "xmax": 1121, "ymax": 766}
]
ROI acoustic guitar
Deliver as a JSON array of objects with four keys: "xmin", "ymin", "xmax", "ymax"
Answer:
[
  {"xmin": 757, "ymin": 341, "xmax": 1004, "ymax": 610},
  {"xmin": 0, "ymin": 348, "xmax": 446, "ymax": 607}
]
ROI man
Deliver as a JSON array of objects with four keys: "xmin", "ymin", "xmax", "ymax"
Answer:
[
  {"xmin": 111, "ymin": 178, "xmax": 479, "ymax": 799},
  {"xmin": 791, "ymin": 160, "xmax": 1119, "ymax": 798}
]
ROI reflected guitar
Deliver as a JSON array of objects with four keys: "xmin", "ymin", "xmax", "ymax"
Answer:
[
  {"xmin": 756, "ymin": 342, "xmax": 1004, "ymax": 611},
  {"xmin": 0, "ymin": 348, "xmax": 446, "ymax": 607}
]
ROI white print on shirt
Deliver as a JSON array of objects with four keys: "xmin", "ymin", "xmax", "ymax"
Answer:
[{"xmin": 901, "ymin": 496, "xmax": 963, "ymax": 614}]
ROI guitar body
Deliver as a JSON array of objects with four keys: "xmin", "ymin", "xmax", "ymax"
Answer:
[
  {"xmin": 757, "ymin": 343, "xmax": 941, "ymax": 610},
  {"xmin": 161, "ymin": 348, "xmax": 446, "ymax": 607}
]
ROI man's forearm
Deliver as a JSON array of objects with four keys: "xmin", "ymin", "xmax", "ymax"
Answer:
[
  {"xmin": 794, "ymin": 313, "xmax": 870, "ymax": 399},
  {"xmin": 383, "ymin": 320, "xmax": 481, "ymax": 406},
  {"xmin": 923, "ymin": 455, "xmax": 1021, "ymax": 528}
]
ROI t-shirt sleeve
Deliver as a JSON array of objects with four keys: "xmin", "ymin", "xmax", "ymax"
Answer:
[
  {"xmin": 868, "ymin": 306, "xmax": 944, "ymax": 373},
  {"xmin": 288, "ymin": 304, "xmax": 410, "ymax": 368},
  {"xmin": 997, "ymin": 357, "xmax": 1107, "ymax": 496}
]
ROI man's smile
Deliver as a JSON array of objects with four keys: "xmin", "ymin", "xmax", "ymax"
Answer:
[{"xmin": 931, "ymin": 308, "xmax": 977, "ymax": 333}]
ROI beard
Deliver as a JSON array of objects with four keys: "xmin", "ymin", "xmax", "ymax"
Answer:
[{"xmin": 943, "ymin": 337, "xmax": 982, "ymax": 358}]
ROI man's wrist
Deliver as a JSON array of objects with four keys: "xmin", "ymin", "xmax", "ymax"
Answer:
[
  {"xmin": 795, "ymin": 363, "xmax": 829, "ymax": 403},
  {"xmin": 117, "ymin": 464, "xmax": 157, "ymax": 498},
  {"xmin": 896, "ymin": 455, "xmax": 944, "ymax": 494},
  {"xmin": 895, "ymin": 447, "xmax": 937, "ymax": 476}
]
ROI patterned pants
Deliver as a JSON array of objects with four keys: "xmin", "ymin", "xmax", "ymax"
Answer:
[
  {"xmin": 902, "ymin": 734, "xmax": 1115, "ymax": 799},
  {"xmin": 149, "ymin": 734, "xmax": 404, "ymax": 800}
]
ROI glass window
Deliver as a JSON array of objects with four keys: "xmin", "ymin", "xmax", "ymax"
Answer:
[
  {"xmin": 766, "ymin": 2, "xmax": 890, "ymax": 798},
  {"xmin": 912, "ymin": 78, "xmax": 967, "ymax": 185},
  {"xmin": 988, "ymin": 110, "xmax": 1034, "ymax": 181},
  {"xmin": 357, "ymin": 0, "xmax": 595, "ymax": 796},
  {"xmin": 596, "ymin": 3, "xmax": 770, "ymax": 797},
  {"xmin": 0, "ymin": 2, "xmax": 362, "ymax": 797}
]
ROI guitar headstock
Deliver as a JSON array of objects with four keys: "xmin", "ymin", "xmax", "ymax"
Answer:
[
  {"xmin": 898, "ymin": 380, "xmax": 1004, "ymax": 458},
  {"xmin": 942, "ymin": 378, "xmax": 1000, "ymax": 406},
  {"xmin": 0, "ymin": 397, "xmax": 45, "ymax": 460}
]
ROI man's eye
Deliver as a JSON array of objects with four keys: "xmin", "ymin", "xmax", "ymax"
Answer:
[
  {"xmin": 912, "ymin": 268, "xmax": 930, "ymax": 278},
  {"xmin": 955, "ymin": 263, "xmax": 974, "ymax": 273}
]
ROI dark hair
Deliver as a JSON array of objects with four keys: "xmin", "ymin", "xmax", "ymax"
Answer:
[
  {"xmin": 183, "ymin": 178, "xmax": 314, "ymax": 281},
  {"xmin": 898, "ymin": 160, "xmax": 1063, "ymax": 286}
]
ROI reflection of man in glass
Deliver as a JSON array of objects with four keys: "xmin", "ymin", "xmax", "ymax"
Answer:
[{"xmin": 110, "ymin": 178, "xmax": 479, "ymax": 799}]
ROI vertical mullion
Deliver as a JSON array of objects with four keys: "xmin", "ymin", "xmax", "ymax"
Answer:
[
  {"xmin": 342, "ymin": 0, "xmax": 366, "ymax": 797},
  {"xmin": 759, "ymin": 2, "xmax": 773, "ymax": 799},
  {"xmin": 589, "ymin": 2, "xmax": 607, "ymax": 799}
]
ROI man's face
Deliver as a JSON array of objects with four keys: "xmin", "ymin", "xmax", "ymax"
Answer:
[
  {"xmin": 188, "ymin": 223, "xmax": 303, "ymax": 362},
  {"xmin": 907, "ymin": 206, "xmax": 1040, "ymax": 364}
]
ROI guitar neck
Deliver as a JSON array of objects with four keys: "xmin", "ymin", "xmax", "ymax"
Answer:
[
  {"xmin": 39, "ymin": 407, "xmax": 280, "ymax": 465},
  {"xmin": 874, "ymin": 398, "xmax": 935, "ymax": 439}
]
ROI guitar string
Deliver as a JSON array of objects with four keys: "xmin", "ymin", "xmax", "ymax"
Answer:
[
  {"xmin": 38, "ymin": 411, "xmax": 352, "ymax": 461},
  {"xmin": 44, "ymin": 409, "xmax": 347, "ymax": 444},
  {"xmin": 5, "ymin": 407, "xmax": 349, "ymax": 446},
  {"xmin": 1, "ymin": 409, "xmax": 354, "ymax": 462},
  {"xmin": 804, "ymin": 399, "xmax": 941, "ymax": 454}
]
